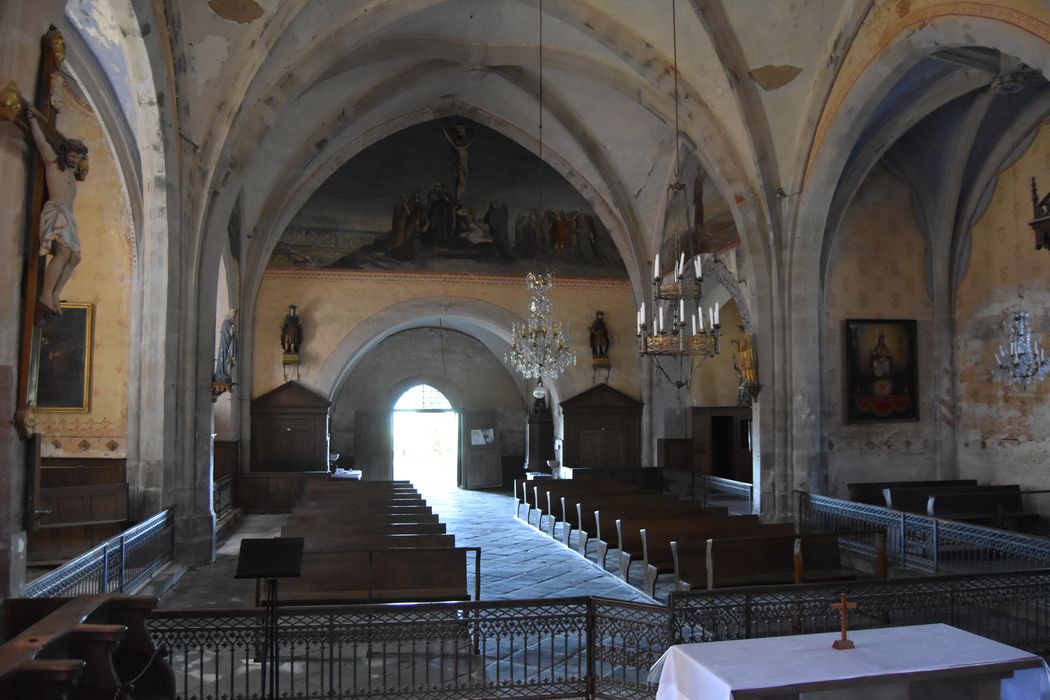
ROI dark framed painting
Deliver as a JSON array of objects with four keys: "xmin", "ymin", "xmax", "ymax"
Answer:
[
  {"xmin": 844, "ymin": 319, "xmax": 918, "ymax": 423},
  {"xmin": 37, "ymin": 302, "xmax": 93, "ymax": 412}
]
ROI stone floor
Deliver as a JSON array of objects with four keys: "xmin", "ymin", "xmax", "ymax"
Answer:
[{"xmin": 161, "ymin": 484, "xmax": 654, "ymax": 609}]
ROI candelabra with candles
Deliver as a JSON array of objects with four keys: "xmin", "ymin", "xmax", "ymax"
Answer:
[
  {"xmin": 637, "ymin": 252, "xmax": 720, "ymax": 359},
  {"xmin": 995, "ymin": 310, "xmax": 1050, "ymax": 388}
]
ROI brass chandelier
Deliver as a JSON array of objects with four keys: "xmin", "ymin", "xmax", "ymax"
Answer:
[{"xmin": 636, "ymin": 0, "xmax": 720, "ymax": 361}]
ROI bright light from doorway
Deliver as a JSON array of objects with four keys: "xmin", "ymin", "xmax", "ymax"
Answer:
[{"xmin": 393, "ymin": 385, "xmax": 458, "ymax": 490}]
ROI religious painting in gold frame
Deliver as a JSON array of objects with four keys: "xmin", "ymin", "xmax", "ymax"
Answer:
[
  {"xmin": 844, "ymin": 319, "xmax": 918, "ymax": 423},
  {"xmin": 36, "ymin": 302, "xmax": 93, "ymax": 412}
]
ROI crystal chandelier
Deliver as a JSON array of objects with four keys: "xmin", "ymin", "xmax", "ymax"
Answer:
[
  {"xmin": 506, "ymin": 1, "xmax": 576, "ymax": 385},
  {"xmin": 995, "ymin": 311, "xmax": 1049, "ymax": 388},
  {"xmin": 506, "ymin": 271, "xmax": 576, "ymax": 380},
  {"xmin": 636, "ymin": 0, "xmax": 719, "ymax": 362}
]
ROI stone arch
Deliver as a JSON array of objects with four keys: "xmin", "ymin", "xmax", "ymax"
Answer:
[{"xmin": 781, "ymin": 11, "xmax": 1050, "ymax": 515}]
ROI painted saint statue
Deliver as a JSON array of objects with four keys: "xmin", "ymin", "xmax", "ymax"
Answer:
[{"xmin": 28, "ymin": 108, "xmax": 88, "ymax": 316}]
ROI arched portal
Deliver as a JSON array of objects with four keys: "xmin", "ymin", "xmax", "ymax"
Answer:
[{"xmin": 392, "ymin": 384, "xmax": 459, "ymax": 490}]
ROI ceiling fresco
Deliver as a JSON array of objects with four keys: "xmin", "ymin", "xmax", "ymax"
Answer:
[{"xmin": 269, "ymin": 117, "xmax": 627, "ymax": 277}]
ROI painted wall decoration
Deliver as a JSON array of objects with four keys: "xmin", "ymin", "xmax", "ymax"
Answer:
[
  {"xmin": 37, "ymin": 302, "xmax": 94, "ymax": 412},
  {"xmin": 269, "ymin": 117, "xmax": 626, "ymax": 277},
  {"xmin": 844, "ymin": 319, "xmax": 918, "ymax": 423}
]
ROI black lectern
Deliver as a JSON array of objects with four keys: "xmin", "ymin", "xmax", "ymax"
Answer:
[{"xmin": 235, "ymin": 537, "xmax": 304, "ymax": 700}]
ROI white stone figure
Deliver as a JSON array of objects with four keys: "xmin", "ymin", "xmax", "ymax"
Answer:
[{"xmin": 27, "ymin": 109, "xmax": 88, "ymax": 316}]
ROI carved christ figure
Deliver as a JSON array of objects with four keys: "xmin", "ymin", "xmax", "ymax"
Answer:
[
  {"xmin": 442, "ymin": 123, "xmax": 475, "ymax": 205},
  {"xmin": 27, "ymin": 109, "xmax": 88, "ymax": 315}
]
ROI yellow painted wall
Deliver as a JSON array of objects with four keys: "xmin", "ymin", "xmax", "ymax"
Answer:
[
  {"xmin": 823, "ymin": 164, "xmax": 935, "ymax": 495},
  {"xmin": 689, "ymin": 299, "xmax": 748, "ymax": 407},
  {"xmin": 955, "ymin": 123, "xmax": 1050, "ymax": 488},
  {"xmin": 254, "ymin": 269, "xmax": 639, "ymax": 401},
  {"xmin": 36, "ymin": 84, "xmax": 133, "ymax": 458}
]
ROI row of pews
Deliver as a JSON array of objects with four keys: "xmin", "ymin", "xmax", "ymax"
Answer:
[
  {"xmin": 848, "ymin": 480, "xmax": 1041, "ymax": 533},
  {"xmin": 274, "ymin": 479, "xmax": 480, "ymax": 604},
  {"xmin": 516, "ymin": 475, "xmax": 886, "ymax": 598},
  {"xmin": 0, "ymin": 595, "xmax": 174, "ymax": 700}
]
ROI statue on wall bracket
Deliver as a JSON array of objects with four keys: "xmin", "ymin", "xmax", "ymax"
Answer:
[
  {"xmin": 212, "ymin": 309, "xmax": 238, "ymax": 401},
  {"xmin": 589, "ymin": 310, "xmax": 611, "ymax": 383},
  {"xmin": 282, "ymin": 304, "xmax": 303, "ymax": 380}
]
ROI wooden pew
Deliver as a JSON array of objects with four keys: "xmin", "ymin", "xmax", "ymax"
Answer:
[
  {"xmin": 613, "ymin": 514, "xmax": 761, "ymax": 582},
  {"xmin": 292, "ymin": 532, "xmax": 456, "ymax": 551},
  {"xmin": 530, "ymin": 481, "xmax": 639, "ymax": 534},
  {"xmin": 883, "ymin": 484, "xmax": 1018, "ymax": 514},
  {"xmin": 272, "ymin": 547, "xmax": 478, "ymax": 604},
  {"xmin": 284, "ymin": 519, "xmax": 448, "ymax": 535},
  {"xmin": 1, "ymin": 595, "xmax": 174, "ymax": 700},
  {"xmin": 640, "ymin": 520, "xmax": 794, "ymax": 596},
  {"xmin": 290, "ymin": 503, "xmax": 432, "ymax": 517},
  {"xmin": 566, "ymin": 495, "xmax": 727, "ymax": 553},
  {"xmin": 927, "ymin": 490, "xmax": 1039, "ymax": 532},
  {"xmin": 846, "ymin": 480, "xmax": 976, "ymax": 506},
  {"xmin": 705, "ymin": 534, "xmax": 800, "ymax": 589}
]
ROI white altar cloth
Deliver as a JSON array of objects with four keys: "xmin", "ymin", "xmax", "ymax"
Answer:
[{"xmin": 652, "ymin": 624, "xmax": 1050, "ymax": 699}]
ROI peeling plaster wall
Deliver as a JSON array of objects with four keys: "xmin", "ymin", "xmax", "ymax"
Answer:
[
  {"xmin": 331, "ymin": 327, "xmax": 525, "ymax": 478},
  {"xmin": 36, "ymin": 85, "xmax": 133, "ymax": 459},
  {"xmin": 822, "ymin": 166, "xmax": 935, "ymax": 497},
  {"xmin": 955, "ymin": 124, "xmax": 1050, "ymax": 496}
]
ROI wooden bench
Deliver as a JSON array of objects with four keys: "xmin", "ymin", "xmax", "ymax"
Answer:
[
  {"xmin": 293, "ymin": 532, "xmax": 456, "ymax": 551},
  {"xmin": 284, "ymin": 519, "xmax": 448, "ymax": 535},
  {"xmin": 290, "ymin": 503, "xmax": 432, "ymax": 516},
  {"xmin": 271, "ymin": 547, "xmax": 478, "ymax": 604},
  {"xmin": 640, "ymin": 520, "xmax": 793, "ymax": 596},
  {"xmin": 567, "ymin": 495, "xmax": 726, "ymax": 553},
  {"xmin": 530, "ymin": 481, "xmax": 639, "ymax": 534},
  {"xmin": 286, "ymin": 516, "xmax": 442, "ymax": 534},
  {"xmin": 612, "ymin": 514, "xmax": 760, "ymax": 582},
  {"xmin": 1, "ymin": 595, "xmax": 174, "ymax": 700},
  {"xmin": 846, "ymin": 480, "xmax": 976, "ymax": 506},
  {"xmin": 883, "ymin": 484, "xmax": 1018, "ymax": 514},
  {"xmin": 928, "ymin": 490, "xmax": 1039, "ymax": 532},
  {"xmin": 705, "ymin": 534, "xmax": 800, "ymax": 589}
]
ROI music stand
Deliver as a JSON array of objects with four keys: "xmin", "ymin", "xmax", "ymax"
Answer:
[{"xmin": 235, "ymin": 537, "xmax": 304, "ymax": 700}]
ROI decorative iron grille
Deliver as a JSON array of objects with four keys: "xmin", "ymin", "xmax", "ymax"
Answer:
[
  {"xmin": 146, "ymin": 569, "xmax": 1050, "ymax": 700},
  {"xmin": 670, "ymin": 569, "xmax": 1050, "ymax": 658},
  {"xmin": 798, "ymin": 491, "xmax": 1050, "ymax": 573},
  {"xmin": 697, "ymin": 475, "xmax": 753, "ymax": 515},
  {"xmin": 23, "ymin": 509, "xmax": 174, "ymax": 598}
]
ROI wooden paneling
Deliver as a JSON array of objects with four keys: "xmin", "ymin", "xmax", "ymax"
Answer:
[
  {"xmin": 213, "ymin": 440, "xmax": 239, "ymax": 479},
  {"xmin": 30, "ymin": 459, "xmax": 129, "ymax": 564},
  {"xmin": 251, "ymin": 381, "xmax": 331, "ymax": 472},
  {"xmin": 561, "ymin": 384, "xmax": 642, "ymax": 470}
]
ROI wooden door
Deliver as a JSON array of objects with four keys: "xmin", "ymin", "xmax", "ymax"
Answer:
[
  {"xmin": 461, "ymin": 411, "xmax": 502, "ymax": 489},
  {"xmin": 354, "ymin": 411, "xmax": 392, "ymax": 480}
]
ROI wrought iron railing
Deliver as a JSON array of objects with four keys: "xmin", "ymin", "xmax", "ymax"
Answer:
[
  {"xmin": 23, "ymin": 509, "xmax": 174, "ymax": 597},
  {"xmin": 697, "ymin": 475, "xmax": 753, "ymax": 515},
  {"xmin": 669, "ymin": 569, "xmax": 1050, "ymax": 658},
  {"xmin": 149, "ymin": 597, "xmax": 669, "ymax": 700},
  {"xmin": 798, "ymin": 491, "xmax": 1050, "ymax": 574},
  {"xmin": 146, "ymin": 567, "xmax": 1050, "ymax": 700},
  {"xmin": 213, "ymin": 475, "xmax": 234, "ymax": 519}
]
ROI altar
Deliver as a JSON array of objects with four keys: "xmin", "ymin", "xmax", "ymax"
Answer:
[{"xmin": 651, "ymin": 624, "xmax": 1049, "ymax": 699}]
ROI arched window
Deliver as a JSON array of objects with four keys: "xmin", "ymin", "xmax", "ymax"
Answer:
[{"xmin": 394, "ymin": 384, "xmax": 453, "ymax": 411}]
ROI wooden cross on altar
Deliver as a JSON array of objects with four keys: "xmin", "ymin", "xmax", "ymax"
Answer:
[{"xmin": 831, "ymin": 593, "xmax": 858, "ymax": 650}]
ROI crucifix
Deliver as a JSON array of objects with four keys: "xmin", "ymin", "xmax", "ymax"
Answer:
[{"xmin": 831, "ymin": 593, "xmax": 858, "ymax": 650}]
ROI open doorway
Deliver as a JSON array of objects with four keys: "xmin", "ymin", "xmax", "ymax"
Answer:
[{"xmin": 392, "ymin": 384, "xmax": 459, "ymax": 490}]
